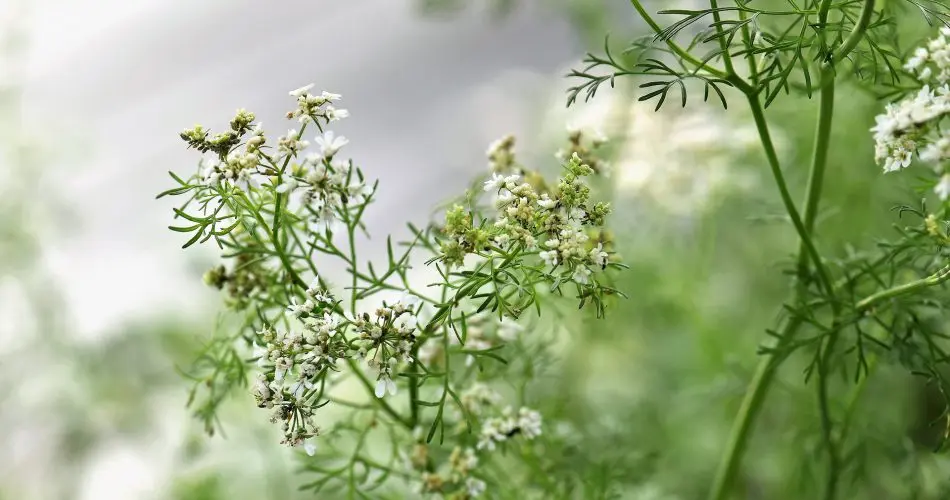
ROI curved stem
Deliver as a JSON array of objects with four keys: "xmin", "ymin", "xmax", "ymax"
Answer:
[
  {"xmin": 710, "ymin": 0, "xmax": 738, "ymax": 76},
  {"xmin": 746, "ymin": 94, "xmax": 835, "ymax": 297},
  {"xmin": 628, "ymin": 0, "xmax": 737, "ymax": 83},
  {"xmin": 709, "ymin": 70, "xmax": 838, "ymax": 500},
  {"xmin": 833, "ymin": 0, "xmax": 875, "ymax": 63},
  {"xmin": 856, "ymin": 263, "xmax": 950, "ymax": 311}
]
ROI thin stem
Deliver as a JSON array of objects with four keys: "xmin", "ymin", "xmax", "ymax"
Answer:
[
  {"xmin": 746, "ymin": 94, "xmax": 835, "ymax": 298},
  {"xmin": 855, "ymin": 263, "xmax": 950, "ymax": 312},
  {"xmin": 833, "ymin": 0, "xmax": 875, "ymax": 62},
  {"xmin": 709, "ymin": 68, "xmax": 838, "ymax": 500},
  {"xmin": 816, "ymin": 322, "xmax": 842, "ymax": 500},
  {"xmin": 737, "ymin": 8, "xmax": 759, "ymax": 86},
  {"xmin": 628, "ymin": 0, "xmax": 736, "ymax": 83},
  {"xmin": 346, "ymin": 358, "xmax": 412, "ymax": 429},
  {"xmin": 710, "ymin": 0, "xmax": 738, "ymax": 76}
]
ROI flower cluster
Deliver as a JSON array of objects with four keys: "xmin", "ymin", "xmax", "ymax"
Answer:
[
  {"xmin": 179, "ymin": 85, "xmax": 373, "ymax": 231},
  {"xmin": 288, "ymin": 84, "xmax": 348, "ymax": 123},
  {"xmin": 441, "ymin": 138, "xmax": 614, "ymax": 288},
  {"xmin": 410, "ymin": 445, "xmax": 486, "ymax": 498},
  {"xmin": 875, "ymin": 31, "xmax": 950, "ymax": 200},
  {"xmin": 872, "ymin": 85, "xmax": 950, "ymax": 173},
  {"xmin": 904, "ymin": 27, "xmax": 950, "ymax": 85},
  {"xmin": 250, "ymin": 281, "xmax": 347, "ymax": 454},
  {"xmin": 487, "ymin": 134, "xmax": 517, "ymax": 174},
  {"xmin": 353, "ymin": 294, "xmax": 421, "ymax": 398},
  {"xmin": 555, "ymin": 125, "xmax": 610, "ymax": 177},
  {"xmin": 476, "ymin": 406, "xmax": 543, "ymax": 451}
]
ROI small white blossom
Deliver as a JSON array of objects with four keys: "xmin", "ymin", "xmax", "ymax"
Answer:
[
  {"xmin": 315, "ymin": 130, "xmax": 349, "ymax": 158},
  {"xmin": 325, "ymin": 106, "xmax": 349, "ymax": 121},
  {"xmin": 573, "ymin": 266, "xmax": 592, "ymax": 285},
  {"xmin": 374, "ymin": 373, "xmax": 398, "ymax": 398},
  {"xmin": 539, "ymin": 250, "xmax": 558, "ymax": 267},
  {"xmin": 466, "ymin": 478, "xmax": 486, "ymax": 497},
  {"xmin": 936, "ymin": 173, "xmax": 950, "ymax": 201},
  {"xmin": 484, "ymin": 173, "xmax": 505, "ymax": 192},
  {"xmin": 537, "ymin": 194, "xmax": 557, "ymax": 209},
  {"xmin": 289, "ymin": 83, "xmax": 315, "ymax": 97},
  {"xmin": 589, "ymin": 243, "xmax": 609, "ymax": 268},
  {"xmin": 302, "ymin": 437, "xmax": 318, "ymax": 456}
]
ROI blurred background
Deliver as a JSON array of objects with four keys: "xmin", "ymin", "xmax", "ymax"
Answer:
[{"xmin": 3, "ymin": 0, "xmax": 950, "ymax": 499}]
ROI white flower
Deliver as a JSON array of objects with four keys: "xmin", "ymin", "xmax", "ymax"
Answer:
[
  {"xmin": 572, "ymin": 266, "xmax": 592, "ymax": 285},
  {"xmin": 517, "ymin": 407, "xmax": 543, "ymax": 439},
  {"xmin": 393, "ymin": 312, "xmax": 417, "ymax": 334},
  {"xmin": 936, "ymin": 173, "xmax": 950, "ymax": 201},
  {"xmin": 321, "ymin": 90, "xmax": 342, "ymax": 101},
  {"xmin": 252, "ymin": 345, "xmax": 269, "ymax": 367},
  {"xmin": 315, "ymin": 130, "xmax": 349, "ymax": 158},
  {"xmin": 921, "ymin": 136, "xmax": 950, "ymax": 163},
  {"xmin": 539, "ymin": 250, "xmax": 559, "ymax": 267},
  {"xmin": 483, "ymin": 173, "xmax": 505, "ymax": 192},
  {"xmin": 347, "ymin": 181, "xmax": 373, "ymax": 204},
  {"xmin": 276, "ymin": 178, "xmax": 299, "ymax": 194},
  {"xmin": 589, "ymin": 243, "xmax": 609, "ymax": 268},
  {"xmin": 274, "ymin": 357, "xmax": 293, "ymax": 383},
  {"xmin": 374, "ymin": 374, "xmax": 397, "ymax": 398},
  {"xmin": 288, "ymin": 297, "xmax": 314, "ymax": 318},
  {"xmin": 325, "ymin": 106, "xmax": 349, "ymax": 121},
  {"xmin": 466, "ymin": 478, "xmax": 486, "ymax": 497},
  {"xmin": 537, "ymin": 194, "xmax": 557, "ymax": 209},
  {"xmin": 302, "ymin": 437, "xmax": 318, "ymax": 456},
  {"xmin": 289, "ymin": 83, "xmax": 315, "ymax": 97},
  {"xmin": 291, "ymin": 379, "xmax": 314, "ymax": 399},
  {"xmin": 251, "ymin": 374, "xmax": 272, "ymax": 400},
  {"xmin": 905, "ymin": 47, "xmax": 930, "ymax": 72}
]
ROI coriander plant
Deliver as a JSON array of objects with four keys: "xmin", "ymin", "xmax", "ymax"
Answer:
[
  {"xmin": 158, "ymin": 84, "xmax": 622, "ymax": 497},
  {"xmin": 569, "ymin": 1, "xmax": 950, "ymax": 498}
]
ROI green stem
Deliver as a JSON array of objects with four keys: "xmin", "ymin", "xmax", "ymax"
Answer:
[
  {"xmin": 707, "ymin": 315, "xmax": 804, "ymax": 500},
  {"xmin": 628, "ymin": 0, "xmax": 735, "ymax": 83},
  {"xmin": 805, "ymin": 70, "xmax": 841, "ymax": 500},
  {"xmin": 709, "ymin": 69, "xmax": 838, "ymax": 500},
  {"xmin": 709, "ymin": 0, "xmax": 737, "ymax": 76},
  {"xmin": 833, "ymin": 0, "xmax": 875, "ymax": 62},
  {"xmin": 737, "ymin": 8, "xmax": 759, "ymax": 86},
  {"xmin": 796, "ymin": 68, "xmax": 835, "ymax": 282},
  {"xmin": 746, "ymin": 94, "xmax": 834, "ymax": 297},
  {"xmin": 816, "ymin": 321, "xmax": 842, "ymax": 500},
  {"xmin": 855, "ymin": 264, "xmax": 950, "ymax": 312},
  {"xmin": 346, "ymin": 358, "xmax": 412, "ymax": 429}
]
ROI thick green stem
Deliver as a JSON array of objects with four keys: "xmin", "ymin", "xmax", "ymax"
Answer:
[
  {"xmin": 812, "ymin": 75, "xmax": 841, "ymax": 498},
  {"xmin": 707, "ymin": 314, "xmax": 804, "ymax": 499},
  {"xmin": 708, "ymin": 69, "xmax": 837, "ymax": 500}
]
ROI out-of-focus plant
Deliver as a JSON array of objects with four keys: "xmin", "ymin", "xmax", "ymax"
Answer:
[
  {"xmin": 157, "ymin": 85, "xmax": 623, "ymax": 497},
  {"xmin": 570, "ymin": 1, "xmax": 950, "ymax": 499}
]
